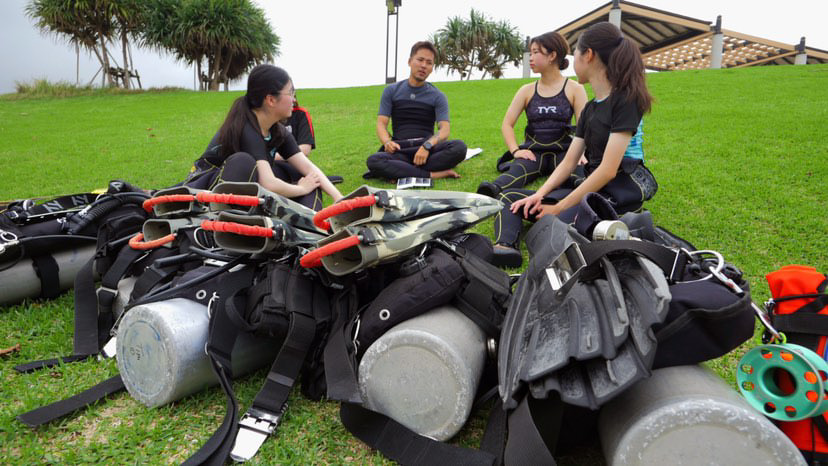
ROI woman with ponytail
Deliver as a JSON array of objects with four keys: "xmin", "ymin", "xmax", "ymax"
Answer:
[
  {"xmin": 477, "ymin": 31, "xmax": 587, "ymax": 198},
  {"xmin": 492, "ymin": 22, "xmax": 657, "ymax": 268},
  {"xmin": 185, "ymin": 64, "xmax": 342, "ymax": 210}
]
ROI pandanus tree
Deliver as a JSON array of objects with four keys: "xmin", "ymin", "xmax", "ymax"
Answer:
[
  {"xmin": 430, "ymin": 9, "xmax": 523, "ymax": 80},
  {"xmin": 141, "ymin": 0, "xmax": 279, "ymax": 91},
  {"xmin": 27, "ymin": 0, "xmax": 147, "ymax": 88}
]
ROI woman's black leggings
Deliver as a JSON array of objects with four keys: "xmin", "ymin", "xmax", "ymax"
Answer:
[
  {"xmin": 212, "ymin": 152, "xmax": 323, "ymax": 211},
  {"xmin": 491, "ymin": 134, "xmax": 571, "ymax": 190},
  {"xmin": 493, "ymin": 171, "xmax": 645, "ymax": 247}
]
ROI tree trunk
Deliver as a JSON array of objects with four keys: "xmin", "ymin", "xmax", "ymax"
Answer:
[
  {"xmin": 197, "ymin": 60, "xmax": 203, "ymax": 91},
  {"xmin": 209, "ymin": 47, "xmax": 222, "ymax": 91},
  {"xmin": 221, "ymin": 52, "xmax": 233, "ymax": 92},
  {"xmin": 121, "ymin": 30, "xmax": 130, "ymax": 89},
  {"xmin": 100, "ymin": 38, "xmax": 111, "ymax": 87}
]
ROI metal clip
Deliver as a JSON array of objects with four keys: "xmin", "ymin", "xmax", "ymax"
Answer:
[
  {"xmin": 229, "ymin": 406, "xmax": 286, "ymax": 462},
  {"xmin": 545, "ymin": 242, "xmax": 587, "ymax": 294},
  {"xmin": 101, "ymin": 337, "xmax": 118, "ymax": 358},
  {"xmin": 708, "ymin": 266, "xmax": 744, "ymax": 295}
]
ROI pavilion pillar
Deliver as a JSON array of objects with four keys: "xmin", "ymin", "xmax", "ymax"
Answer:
[
  {"xmin": 523, "ymin": 36, "xmax": 531, "ymax": 78},
  {"xmin": 609, "ymin": 0, "xmax": 622, "ymax": 28},
  {"xmin": 795, "ymin": 37, "xmax": 808, "ymax": 65},
  {"xmin": 710, "ymin": 15, "xmax": 724, "ymax": 69}
]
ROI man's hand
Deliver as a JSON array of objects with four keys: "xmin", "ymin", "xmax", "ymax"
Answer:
[
  {"xmin": 413, "ymin": 146, "xmax": 430, "ymax": 166},
  {"xmin": 513, "ymin": 149, "xmax": 536, "ymax": 162},
  {"xmin": 383, "ymin": 140, "xmax": 400, "ymax": 153}
]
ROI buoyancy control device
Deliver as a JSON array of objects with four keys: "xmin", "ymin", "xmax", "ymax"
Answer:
[{"xmin": 0, "ymin": 181, "xmax": 149, "ymax": 305}]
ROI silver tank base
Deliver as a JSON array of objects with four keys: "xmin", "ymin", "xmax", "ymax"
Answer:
[
  {"xmin": 358, "ymin": 304, "xmax": 486, "ymax": 441},
  {"xmin": 599, "ymin": 364, "xmax": 805, "ymax": 465},
  {"xmin": 0, "ymin": 245, "xmax": 96, "ymax": 306},
  {"xmin": 116, "ymin": 298, "xmax": 278, "ymax": 408}
]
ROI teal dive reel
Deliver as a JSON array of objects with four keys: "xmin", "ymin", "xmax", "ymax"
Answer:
[{"xmin": 737, "ymin": 305, "xmax": 828, "ymax": 421}]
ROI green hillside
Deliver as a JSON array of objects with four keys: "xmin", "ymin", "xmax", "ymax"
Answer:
[{"xmin": 1, "ymin": 64, "xmax": 827, "ymax": 463}]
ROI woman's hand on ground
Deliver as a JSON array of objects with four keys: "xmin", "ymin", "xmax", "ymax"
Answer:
[{"xmin": 513, "ymin": 149, "xmax": 536, "ymax": 162}]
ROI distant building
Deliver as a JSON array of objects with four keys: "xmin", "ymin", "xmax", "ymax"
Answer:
[{"xmin": 554, "ymin": 0, "xmax": 828, "ymax": 71}]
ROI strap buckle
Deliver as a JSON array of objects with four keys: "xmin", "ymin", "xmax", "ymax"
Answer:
[
  {"xmin": 101, "ymin": 337, "xmax": 117, "ymax": 358},
  {"xmin": 96, "ymin": 285, "xmax": 119, "ymax": 304},
  {"xmin": 229, "ymin": 405, "xmax": 287, "ymax": 462},
  {"xmin": 545, "ymin": 242, "xmax": 586, "ymax": 295}
]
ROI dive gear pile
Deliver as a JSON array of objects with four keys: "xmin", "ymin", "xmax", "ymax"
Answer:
[{"xmin": 5, "ymin": 182, "xmax": 780, "ymax": 464}]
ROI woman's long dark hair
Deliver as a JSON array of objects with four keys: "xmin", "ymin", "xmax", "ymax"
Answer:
[
  {"xmin": 577, "ymin": 22, "xmax": 652, "ymax": 114},
  {"xmin": 217, "ymin": 64, "xmax": 291, "ymax": 157},
  {"xmin": 531, "ymin": 31, "xmax": 570, "ymax": 70}
]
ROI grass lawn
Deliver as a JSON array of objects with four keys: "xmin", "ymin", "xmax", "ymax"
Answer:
[{"xmin": 1, "ymin": 64, "xmax": 827, "ymax": 464}]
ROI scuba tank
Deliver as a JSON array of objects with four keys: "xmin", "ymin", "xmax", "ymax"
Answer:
[
  {"xmin": 600, "ymin": 364, "xmax": 805, "ymax": 465},
  {"xmin": 116, "ymin": 298, "xmax": 279, "ymax": 407},
  {"xmin": 357, "ymin": 304, "xmax": 488, "ymax": 441}
]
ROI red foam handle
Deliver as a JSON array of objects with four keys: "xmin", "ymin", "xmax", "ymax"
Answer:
[
  {"xmin": 300, "ymin": 235, "xmax": 361, "ymax": 268},
  {"xmin": 201, "ymin": 219, "xmax": 274, "ymax": 238},
  {"xmin": 129, "ymin": 232, "xmax": 176, "ymax": 250},
  {"xmin": 142, "ymin": 194, "xmax": 196, "ymax": 212},
  {"xmin": 196, "ymin": 192, "xmax": 262, "ymax": 207},
  {"xmin": 312, "ymin": 195, "xmax": 377, "ymax": 230}
]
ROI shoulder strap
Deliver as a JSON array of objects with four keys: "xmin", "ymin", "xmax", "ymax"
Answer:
[{"xmin": 185, "ymin": 265, "xmax": 319, "ymax": 464}]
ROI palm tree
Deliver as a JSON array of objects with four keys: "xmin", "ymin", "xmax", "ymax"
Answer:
[{"xmin": 431, "ymin": 9, "xmax": 523, "ymax": 80}]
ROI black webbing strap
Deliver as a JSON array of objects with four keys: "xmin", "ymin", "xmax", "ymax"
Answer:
[
  {"xmin": 186, "ymin": 266, "xmax": 319, "ymax": 464},
  {"xmin": 504, "ymin": 396, "xmax": 562, "ymax": 466},
  {"xmin": 13, "ymin": 354, "xmax": 91, "ymax": 373},
  {"xmin": 31, "ymin": 254, "xmax": 61, "ymax": 299},
  {"xmin": 181, "ymin": 357, "xmax": 240, "ymax": 466},
  {"xmin": 72, "ymin": 246, "xmax": 144, "ymax": 356},
  {"xmin": 248, "ymin": 312, "xmax": 315, "ymax": 414},
  {"xmin": 183, "ymin": 268, "xmax": 256, "ymax": 466},
  {"xmin": 813, "ymin": 414, "xmax": 828, "ymax": 444},
  {"xmin": 16, "ymin": 375, "xmax": 125, "ymax": 427},
  {"xmin": 479, "ymin": 398, "xmax": 508, "ymax": 465},
  {"xmin": 772, "ymin": 311, "xmax": 828, "ymax": 336},
  {"xmin": 340, "ymin": 402, "xmax": 497, "ymax": 466},
  {"xmin": 322, "ymin": 293, "xmax": 363, "ymax": 404},
  {"xmin": 127, "ymin": 262, "xmax": 181, "ymax": 303},
  {"xmin": 578, "ymin": 239, "xmax": 687, "ymax": 282}
]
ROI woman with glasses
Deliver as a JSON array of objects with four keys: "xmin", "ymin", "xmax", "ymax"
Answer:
[{"xmin": 184, "ymin": 64, "xmax": 342, "ymax": 210}]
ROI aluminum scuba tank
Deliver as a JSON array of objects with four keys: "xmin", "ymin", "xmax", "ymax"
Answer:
[
  {"xmin": 598, "ymin": 364, "xmax": 805, "ymax": 465},
  {"xmin": 115, "ymin": 298, "xmax": 279, "ymax": 407},
  {"xmin": 358, "ymin": 304, "xmax": 487, "ymax": 441},
  {"xmin": 0, "ymin": 244, "xmax": 96, "ymax": 306}
]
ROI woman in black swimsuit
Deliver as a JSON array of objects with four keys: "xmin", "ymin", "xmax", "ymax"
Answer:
[{"xmin": 477, "ymin": 31, "xmax": 587, "ymax": 198}]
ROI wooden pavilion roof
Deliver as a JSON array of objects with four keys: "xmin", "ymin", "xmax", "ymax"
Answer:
[{"xmin": 554, "ymin": 1, "xmax": 828, "ymax": 71}]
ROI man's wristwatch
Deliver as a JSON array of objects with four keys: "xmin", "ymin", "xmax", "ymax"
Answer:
[{"xmin": 422, "ymin": 140, "xmax": 434, "ymax": 152}]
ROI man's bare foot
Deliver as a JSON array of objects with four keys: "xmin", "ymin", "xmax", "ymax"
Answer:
[{"xmin": 431, "ymin": 169, "xmax": 460, "ymax": 179}]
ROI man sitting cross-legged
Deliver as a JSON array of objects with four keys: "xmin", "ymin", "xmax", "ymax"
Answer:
[{"xmin": 365, "ymin": 41, "xmax": 466, "ymax": 181}]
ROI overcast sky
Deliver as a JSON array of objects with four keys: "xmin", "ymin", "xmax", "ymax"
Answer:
[{"xmin": 2, "ymin": 0, "xmax": 826, "ymax": 94}]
